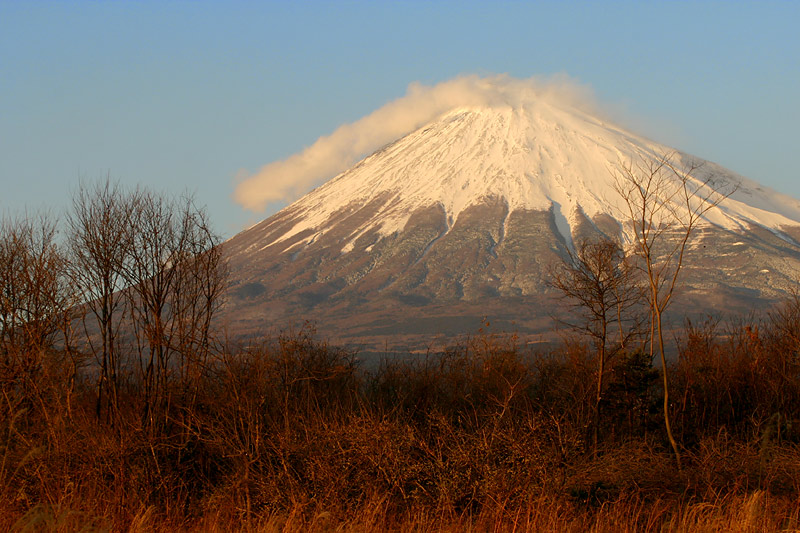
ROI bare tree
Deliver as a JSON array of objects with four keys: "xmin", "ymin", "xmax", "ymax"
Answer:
[
  {"xmin": 0, "ymin": 212, "xmax": 72, "ymax": 375},
  {"xmin": 67, "ymin": 178, "xmax": 137, "ymax": 422},
  {"xmin": 66, "ymin": 178, "xmax": 226, "ymax": 428},
  {"xmin": 613, "ymin": 152, "xmax": 736, "ymax": 469},
  {"xmin": 551, "ymin": 237, "xmax": 644, "ymax": 452},
  {"xmin": 122, "ymin": 190, "xmax": 226, "ymax": 432}
]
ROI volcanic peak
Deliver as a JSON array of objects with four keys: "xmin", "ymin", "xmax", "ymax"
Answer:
[{"xmin": 253, "ymin": 102, "xmax": 800, "ymax": 256}]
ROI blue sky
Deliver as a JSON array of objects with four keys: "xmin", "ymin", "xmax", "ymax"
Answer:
[{"xmin": 2, "ymin": 1, "xmax": 798, "ymax": 237}]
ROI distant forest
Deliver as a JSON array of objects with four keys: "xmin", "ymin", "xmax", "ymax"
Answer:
[{"xmin": 2, "ymin": 179, "xmax": 800, "ymax": 531}]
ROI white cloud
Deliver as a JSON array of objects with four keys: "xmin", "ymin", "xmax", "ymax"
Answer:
[{"xmin": 233, "ymin": 74, "xmax": 601, "ymax": 211}]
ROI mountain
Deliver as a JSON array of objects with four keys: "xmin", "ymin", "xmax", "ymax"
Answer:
[{"xmin": 220, "ymin": 101, "xmax": 800, "ymax": 351}]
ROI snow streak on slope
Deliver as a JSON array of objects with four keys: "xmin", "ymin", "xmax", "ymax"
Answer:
[{"xmin": 256, "ymin": 100, "xmax": 800, "ymax": 255}]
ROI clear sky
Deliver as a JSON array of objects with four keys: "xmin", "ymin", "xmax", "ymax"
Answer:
[{"xmin": 2, "ymin": 1, "xmax": 798, "ymax": 237}]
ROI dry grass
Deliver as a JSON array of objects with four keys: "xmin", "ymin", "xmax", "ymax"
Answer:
[
  {"xmin": 2, "ymin": 321, "xmax": 800, "ymax": 531},
  {"xmin": 108, "ymin": 492, "xmax": 799, "ymax": 532}
]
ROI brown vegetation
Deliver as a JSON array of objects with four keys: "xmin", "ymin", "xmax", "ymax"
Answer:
[{"xmin": 2, "ymin": 313, "xmax": 800, "ymax": 531}]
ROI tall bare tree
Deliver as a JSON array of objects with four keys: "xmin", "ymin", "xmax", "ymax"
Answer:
[
  {"xmin": 122, "ymin": 190, "xmax": 226, "ymax": 431},
  {"xmin": 613, "ymin": 152, "xmax": 736, "ymax": 469},
  {"xmin": 551, "ymin": 237, "xmax": 643, "ymax": 452},
  {"xmin": 0, "ymin": 212, "xmax": 72, "ymax": 376},
  {"xmin": 67, "ymin": 178, "xmax": 137, "ymax": 422},
  {"xmin": 67, "ymin": 178, "xmax": 226, "ymax": 428}
]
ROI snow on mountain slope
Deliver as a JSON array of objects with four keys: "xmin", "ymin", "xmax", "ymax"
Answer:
[{"xmin": 248, "ymin": 100, "xmax": 800, "ymax": 258}]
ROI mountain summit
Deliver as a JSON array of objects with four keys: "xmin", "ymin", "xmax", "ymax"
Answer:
[{"xmin": 221, "ymin": 98, "xmax": 800, "ymax": 349}]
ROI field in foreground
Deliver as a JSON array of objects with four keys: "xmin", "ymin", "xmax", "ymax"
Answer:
[{"xmin": 3, "ymin": 304, "xmax": 800, "ymax": 532}]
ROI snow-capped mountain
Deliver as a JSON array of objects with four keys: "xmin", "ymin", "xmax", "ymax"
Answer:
[{"xmin": 221, "ymin": 99, "xmax": 800, "ymax": 349}]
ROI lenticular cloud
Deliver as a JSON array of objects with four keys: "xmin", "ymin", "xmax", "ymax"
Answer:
[{"xmin": 233, "ymin": 74, "xmax": 599, "ymax": 211}]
